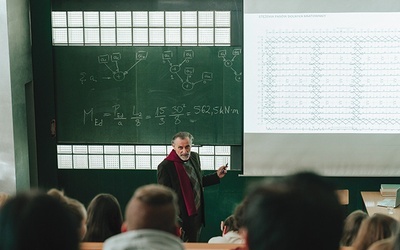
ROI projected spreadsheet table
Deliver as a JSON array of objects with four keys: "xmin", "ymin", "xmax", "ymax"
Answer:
[{"xmin": 244, "ymin": 13, "xmax": 400, "ymax": 133}]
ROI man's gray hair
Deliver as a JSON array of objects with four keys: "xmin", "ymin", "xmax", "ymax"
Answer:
[{"xmin": 171, "ymin": 131, "xmax": 194, "ymax": 145}]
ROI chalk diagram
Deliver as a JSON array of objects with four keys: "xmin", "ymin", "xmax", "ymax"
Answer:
[
  {"xmin": 218, "ymin": 48, "xmax": 243, "ymax": 82},
  {"xmin": 98, "ymin": 51, "xmax": 148, "ymax": 81},
  {"xmin": 162, "ymin": 50, "xmax": 213, "ymax": 91}
]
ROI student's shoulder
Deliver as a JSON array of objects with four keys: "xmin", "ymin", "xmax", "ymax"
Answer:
[
  {"xmin": 208, "ymin": 236, "xmax": 226, "ymax": 243},
  {"xmin": 103, "ymin": 233, "xmax": 126, "ymax": 250}
]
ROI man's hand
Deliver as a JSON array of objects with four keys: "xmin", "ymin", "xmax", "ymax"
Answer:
[{"xmin": 217, "ymin": 165, "xmax": 228, "ymax": 178}]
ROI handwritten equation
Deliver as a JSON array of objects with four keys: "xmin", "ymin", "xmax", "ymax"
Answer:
[{"xmin": 83, "ymin": 104, "xmax": 240, "ymax": 127}]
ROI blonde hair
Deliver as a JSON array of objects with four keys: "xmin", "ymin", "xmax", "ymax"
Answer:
[
  {"xmin": 352, "ymin": 213, "xmax": 399, "ymax": 250},
  {"xmin": 340, "ymin": 210, "xmax": 368, "ymax": 246}
]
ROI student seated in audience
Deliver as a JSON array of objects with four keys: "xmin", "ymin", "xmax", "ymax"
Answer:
[
  {"xmin": 103, "ymin": 184, "xmax": 184, "ymax": 250},
  {"xmin": 229, "ymin": 198, "xmax": 250, "ymax": 250},
  {"xmin": 234, "ymin": 197, "xmax": 249, "ymax": 237},
  {"xmin": 351, "ymin": 213, "xmax": 399, "ymax": 250},
  {"xmin": 208, "ymin": 215, "xmax": 244, "ymax": 244},
  {"xmin": 368, "ymin": 238, "xmax": 396, "ymax": 250},
  {"xmin": 0, "ymin": 191, "xmax": 80, "ymax": 250},
  {"xmin": 341, "ymin": 210, "xmax": 369, "ymax": 246},
  {"xmin": 368, "ymin": 229, "xmax": 400, "ymax": 250},
  {"xmin": 244, "ymin": 171, "xmax": 345, "ymax": 250},
  {"xmin": 47, "ymin": 188, "xmax": 87, "ymax": 240},
  {"xmin": 83, "ymin": 193, "xmax": 123, "ymax": 242}
]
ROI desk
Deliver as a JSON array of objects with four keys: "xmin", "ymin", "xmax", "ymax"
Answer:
[
  {"xmin": 79, "ymin": 242, "xmax": 355, "ymax": 250},
  {"xmin": 361, "ymin": 192, "xmax": 400, "ymax": 220},
  {"xmin": 80, "ymin": 242, "xmax": 243, "ymax": 250}
]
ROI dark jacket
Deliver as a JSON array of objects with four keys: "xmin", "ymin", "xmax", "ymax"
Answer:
[{"xmin": 157, "ymin": 151, "xmax": 220, "ymax": 225}]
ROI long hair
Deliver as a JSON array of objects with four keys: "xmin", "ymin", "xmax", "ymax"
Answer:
[
  {"xmin": 340, "ymin": 210, "xmax": 368, "ymax": 246},
  {"xmin": 352, "ymin": 213, "xmax": 399, "ymax": 250},
  {"xmin": 83, "ymin": 193, "xmax": 123, "ymax": 242}
]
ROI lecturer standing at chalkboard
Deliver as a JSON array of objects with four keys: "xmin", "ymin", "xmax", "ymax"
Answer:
[{"xmin": 157, "ymin": 131, "xmax": 227, "ymax": 242}]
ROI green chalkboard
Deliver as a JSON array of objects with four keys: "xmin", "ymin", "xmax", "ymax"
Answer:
[{"xmin": 54, "ymin": 46, "xmax": 242, "ymax": 145}]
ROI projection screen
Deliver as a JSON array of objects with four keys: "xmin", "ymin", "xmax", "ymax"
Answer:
[{"xmin": 243, "ymin": 0, "xmax": 400, "ymax": 176}]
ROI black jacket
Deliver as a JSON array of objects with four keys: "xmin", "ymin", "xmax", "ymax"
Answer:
[{"xmin": 157, "ymin": 151, "xmax": 220, "ymax": 225}]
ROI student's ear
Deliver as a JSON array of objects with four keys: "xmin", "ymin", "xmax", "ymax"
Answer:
[
  {"xmin": 175, "ymin": 225, "xmax": 181, "ymax": 237},
  {"xmin": 121, "ymin": 222, "xmax": 128, "ymax": 233},
  {"xmin": 222, "ymin": 225, "xmax": 228, "ymax": 235}
]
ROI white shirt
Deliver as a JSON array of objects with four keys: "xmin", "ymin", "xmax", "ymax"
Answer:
[
  {"xmin": 104, "ymin": 229, "xmax": 185, "ymax": 250},
  {"xmin": 208, "ymin": 231, "xmax": 244, "ymax": 244}
]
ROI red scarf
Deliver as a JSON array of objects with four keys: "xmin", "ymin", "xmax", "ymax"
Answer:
[{"xmin": 165, "ymin": 150, "xmax": 197, "ymax": 216}]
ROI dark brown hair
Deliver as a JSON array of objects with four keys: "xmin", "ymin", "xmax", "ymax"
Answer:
[
  {"xmin": 83, "ymin": 193, "xmax": 123, "ymax": 242},
  {"xmin": 0, "ymin": 191, "xmax": 80, "ymax": 250}
]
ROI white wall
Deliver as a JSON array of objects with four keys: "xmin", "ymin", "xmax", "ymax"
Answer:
[
  {"xmin": 0, "ymin": 0, "xmax": 32, "ymax": 193},
  {"xmin": 0, "ymin": 0, "xmax": 16, "ymax": 194}
]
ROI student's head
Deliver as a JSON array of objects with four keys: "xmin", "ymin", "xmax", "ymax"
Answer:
[
  {"xmin": 0, "ymin": 191, "xmax": 80, "ymax": 250},
  {"xmin": 125, "ymin": 184, "xmax": 179, "ymax": 235},
  {"xmin": 233, "ymin": 197, "xmax": 249, "ymax": 232},
  {"xmin": 69, "ymin": 198, "xmax": 88, "ymax": 240},
  {"xmin": 340, "ymin": 210, "xmax": 369, "ymax": 246},
  {"xmin": 221, "ymin": 215, "xmax": 239, "ymax": 235},
  {"xmin": 230, "ymin": 199, "xmax": 249, "ymax": 240},
  {"xmin": 352, "ymin": 213, "xmax": 399, "ymax": 250},
  {"xmin": 244, "ymin": 171, "xmax": 345, "ymax": 250},
  {"xmin": 84, "ymin": 193, "xmax": 123, "ymax": 242},
  {"xmin": 47, "ymin": 188, "xmax": 87, "ymax": 240},
  {"xmin": 369, "ymin": 228, "xmax": 400, "ymax": 250},
  {"xmin": 171, "ymin": 132, "xmax": 193, "ymax": 161}
]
